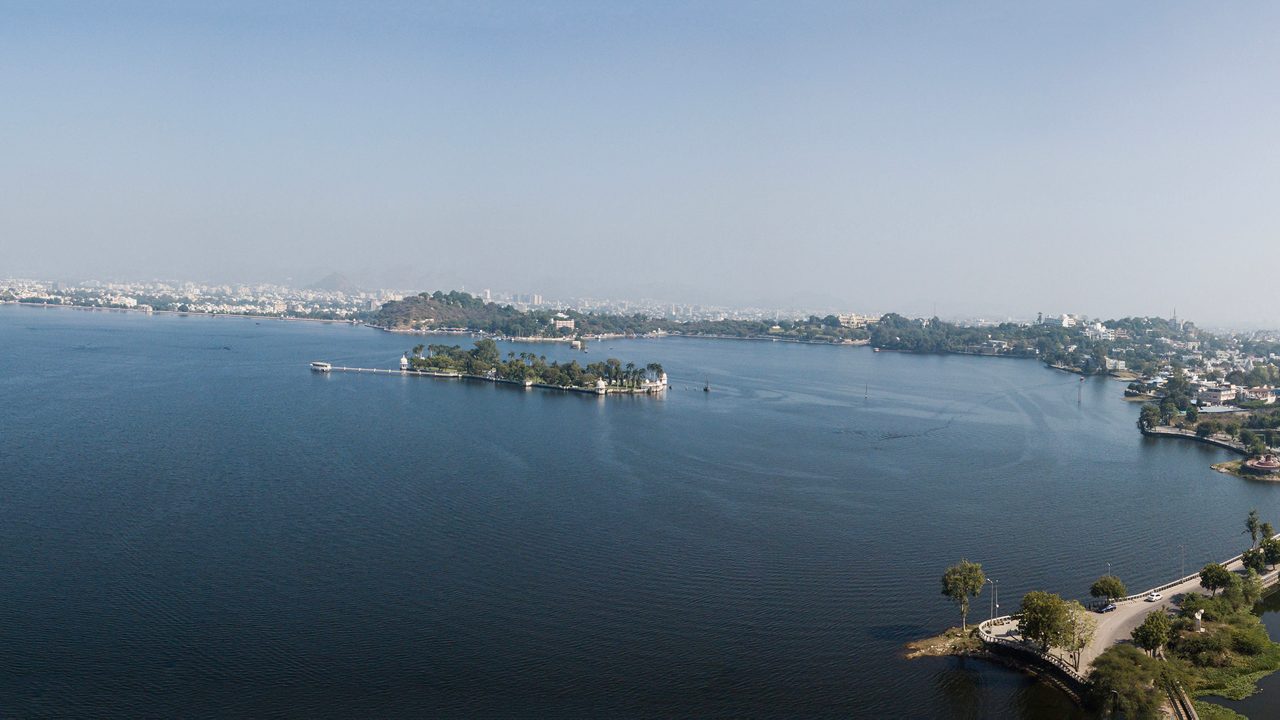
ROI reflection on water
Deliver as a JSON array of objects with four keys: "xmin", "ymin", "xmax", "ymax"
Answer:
[
  {"xmin": 934, "ymin": 659, "xmax": 985, "ymax": 720},
  {"xmin": 932, "ymin": 657, "xmax": 1093, "ymax": 720}
]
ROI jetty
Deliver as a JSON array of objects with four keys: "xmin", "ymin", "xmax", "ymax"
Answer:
[{"xmin": 310, "ymin": 363, "xmax": 668, "ymax": 396}]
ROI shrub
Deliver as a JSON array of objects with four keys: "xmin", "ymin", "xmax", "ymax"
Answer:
[
  {"xmin": 1171, "ymin": 632, "xmax": 1231, "ymax": 667},
  {"xmin": 1180, "ymin": 594, "xmax": 1233, "ymax": 622},
  {"xmin": 1230, "ymin": 625, "xmax": 1269, "ymax": 655},
  {"xmin": 1087, "ymin": 645, "xmax": 1164, "ymax": 720}
]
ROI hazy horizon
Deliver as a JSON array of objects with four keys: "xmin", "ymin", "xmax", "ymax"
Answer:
[{"xmin": 4, "ymin": 2, "xmax": 1279, "ymax": 325}]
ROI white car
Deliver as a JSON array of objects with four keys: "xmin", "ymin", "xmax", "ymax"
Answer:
[{"xmin": 1145, "ymin": 592, "xmax": 1162, "ymax": 602}]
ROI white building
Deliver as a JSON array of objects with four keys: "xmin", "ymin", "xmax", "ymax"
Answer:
[
  {"xmin": 1197, "ymin": 386, "xmax": 1237, "ymax": 406},
  {"xmin": 1084, "ymin": 323, "xmax": 1116, "ymax": 341}
]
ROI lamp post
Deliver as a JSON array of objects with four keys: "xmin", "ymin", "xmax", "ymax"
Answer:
[{"xmin": 987, "ymin": 577, "xmax": 999, "ymax": 620}]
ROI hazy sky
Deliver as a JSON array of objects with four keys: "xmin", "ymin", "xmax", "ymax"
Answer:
[{"xmin": 3, "ymin": 1, "xmax": 1278, "ymax": 324}]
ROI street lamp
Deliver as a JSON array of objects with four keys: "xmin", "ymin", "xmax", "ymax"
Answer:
[{"xmin": 987, "ymin": 577, "xmax": 999, "ymax": 620}]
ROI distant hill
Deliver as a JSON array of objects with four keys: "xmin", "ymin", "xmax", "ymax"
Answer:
[
  {"xmin": 307, "ymin": 273, "xmax": 359, "ymax": 293},
  {"xmin": 373, "ymin": 290, "xmax": 578, "ymax": 336},
  {"xmin": 371, "ymin": 289, "xmax": 872, "ymax": 344}
]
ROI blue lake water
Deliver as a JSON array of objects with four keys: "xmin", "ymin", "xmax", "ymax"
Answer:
[{"xmin": 1, "ymin": 304, "xmax": 1275, "ymax": 718}]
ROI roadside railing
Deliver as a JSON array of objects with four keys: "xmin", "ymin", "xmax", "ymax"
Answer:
[
  {"xmin": 976, "ymin": 615, "xmax": 1088, "ymax": 685},
  {"xmin": 1138, "ymin": 423, "xmax": 1248, "ymax": 454},
  {"xmin": 1104, "ymin": 536, "xmax": 1280, "ymax": 607},
  {"xmin": 979, "ymin": 535, "xmax": 1280, "ymax": 695}
]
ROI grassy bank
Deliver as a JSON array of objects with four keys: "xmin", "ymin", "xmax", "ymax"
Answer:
[{"xmin": 1172, "ymin": 591, "xmax": 1280, "ymax": 718}]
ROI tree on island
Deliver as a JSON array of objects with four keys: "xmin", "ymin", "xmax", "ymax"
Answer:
[
  {"xmin": 1243, "ymin": 547, "xmax": 1267, "ymax": 575},
  {"xmin": 1131, "ymin": 611, "xmax": 1171, "ymax": 657},
  {"xmin": 408, "ymin": 340, "xmax": 662, "ymax": 391},
  {"xmin": 941, "ymin": 559, "xmax": 985, "ymax": 631},
  {"xmin": 1139, "ymin": 404, "xmax": 1161, "ymax": 429},
  {"xmin": 1089, "ymin": 574, "xmax": 1127, "ymax": 603},
  {"xmin": 1263, "ymin": 537, "xmax": 1280, "ymax": 570},
  {"xmin": 1019, "ymin": 591, "xmax": 1069, "ymax": 652},
  {"xmin": 1246, "ymin": 508, "xmax": 1261, "ymax": 546},
  {"xmin": 1199, "ymin": 563, "xmax": 1232, "ymax": 596}
]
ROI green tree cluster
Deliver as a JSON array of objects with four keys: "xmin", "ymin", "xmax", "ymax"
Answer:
[
  {"xmin": 1086, "ymin": 645, "xmax": 1166, "ymax": 720},
  {"xmin": 408, "ymin": 340, "xmax": 664, "ymax": 390},
  {"xmin": 1017, "ymin": 591, "xmax": 1095, "ymax": 667},
  {"xmin": 1089, "ymin": 574, "xmax": 1127, "ymax": 602},
  {"xmin": 1199, "ymin": 563, "xmax": 1233, "ymax": 596},
  {"xmin": 1131, "ymin": 611, "xmax": 1172, "ymax": 656}
]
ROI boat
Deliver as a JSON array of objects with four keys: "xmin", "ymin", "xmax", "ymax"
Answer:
[
  {"xmin": 310, "ymin": 361, "xmax": 332, "ymax": 372},
  {"xmin": 703, "ymin": 378, "xmax": 710, "ymax": 393}
]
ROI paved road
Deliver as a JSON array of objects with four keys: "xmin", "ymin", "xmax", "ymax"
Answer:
[
  {"xmin": 1081, "ymin": 555, "xmax": 1277, "ymax": 671},
  {"xmin": 983, "ymin": 552, "xmax": 1279, "ymax": 675}
]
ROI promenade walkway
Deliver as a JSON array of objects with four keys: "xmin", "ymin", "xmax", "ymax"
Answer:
[
  {"xmin": 1139, "ymin": 425, "xmax": 1248, "ymax": 455},
  {"xmin": 978, "ymin": 541, "xmax": 1280, "ymax": 679}
]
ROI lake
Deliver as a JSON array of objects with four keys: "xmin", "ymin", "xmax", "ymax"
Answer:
[{"xmin": 1, "ymin": 304, "xmax": 1273, "ymax": 718}]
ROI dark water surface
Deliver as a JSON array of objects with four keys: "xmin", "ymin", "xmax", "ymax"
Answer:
[{"xmin": 2, "ymin": 305, "xmax": 1277, "ymax": 718}]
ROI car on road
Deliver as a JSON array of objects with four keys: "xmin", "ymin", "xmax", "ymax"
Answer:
[
  {"xmin": 1096, "ymin": 603, "xmax": 1117, "ymax": 613},
  {"xmin": 1145, "ymin": 592, "xmax": 1162, "ymax": 602}
]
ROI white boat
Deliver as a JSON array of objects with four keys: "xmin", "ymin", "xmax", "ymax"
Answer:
[{"xmin": 310, "ymin": 361, "xmax": 332, "ymax": 372}]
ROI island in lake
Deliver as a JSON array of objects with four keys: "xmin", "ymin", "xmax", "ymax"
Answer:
[{"xmin": 398, "ymin": 338, "xmax": 668, "ymax": 395}]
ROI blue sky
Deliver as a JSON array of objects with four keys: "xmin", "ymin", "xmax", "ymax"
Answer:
[{"xmin": 2, "ymin": 2, "xmax": 1278, "ymax": 324}]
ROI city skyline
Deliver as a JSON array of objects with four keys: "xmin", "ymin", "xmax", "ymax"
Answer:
[{"xmin": 8, "ymin": 273, "xmax": 1280, "ymax": 335}]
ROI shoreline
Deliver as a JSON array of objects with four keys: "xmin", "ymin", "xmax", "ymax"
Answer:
[
  {"xmin": 1139, "ymin": 424, "xmax": 1249, "ymax": 455},
  {"xmin": 1, "ymin": 299, "xmax": 361, "ymax": 325},
  {"xmin": 376, "ymin": 324, "xmax": 871, "ymax": 347},
  {"xmin": 1214, "ymin": 460, "xmax": 1280, "ymax": 482}
]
